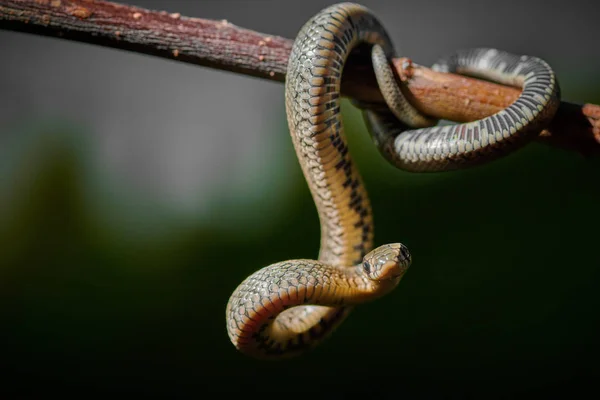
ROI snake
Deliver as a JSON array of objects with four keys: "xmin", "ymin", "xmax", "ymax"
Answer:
[{"xmin": 226, "ymin": 2, "xmax": 560, "ymax": 359}]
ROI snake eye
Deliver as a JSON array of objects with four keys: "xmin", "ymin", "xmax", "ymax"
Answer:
[{"xmin": 363, "ymin": 261, "xmax": 371, "ymax": 274}]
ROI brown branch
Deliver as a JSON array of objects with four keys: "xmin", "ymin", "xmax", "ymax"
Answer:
[{"xmin": 1, "ymin": 0, "xmax": 599, "ymax": 156}]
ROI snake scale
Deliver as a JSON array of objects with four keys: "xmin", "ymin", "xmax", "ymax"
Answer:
[{"xmin": 226, "ymin": 2, "xmax": 560, "ymax": 359}]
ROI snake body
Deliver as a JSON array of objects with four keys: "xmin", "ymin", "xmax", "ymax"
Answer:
[
  {"xmin": 226, "ymin": 3, "xmax": 560, "ymax": 359},
  {"xmin": 363, "ymin": 48, "xmax": 561, "ymax": 172}
]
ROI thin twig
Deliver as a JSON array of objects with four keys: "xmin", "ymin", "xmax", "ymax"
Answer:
[{"xmin": 1, "ymin": 0, "xmax": 599, "ymax": 156}]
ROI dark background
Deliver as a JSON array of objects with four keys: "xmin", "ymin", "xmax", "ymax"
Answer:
[{"xmin": 1, "ymin": 0, "xmax": 600, "ymax": 397}]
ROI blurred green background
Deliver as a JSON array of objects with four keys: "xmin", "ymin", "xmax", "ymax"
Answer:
[{"xmin": 2, "ymin": 96, "xmax": 600, "ymax": 397}]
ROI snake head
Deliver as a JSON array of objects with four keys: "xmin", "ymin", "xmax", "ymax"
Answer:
[{"xmin": 362, "ymin": 243, "xmax": 411, "ymax": 282}]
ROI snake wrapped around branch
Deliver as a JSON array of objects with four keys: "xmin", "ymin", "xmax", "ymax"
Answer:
[{"xmin": 226, "ymin": 2, "xmax": 560, "ymax": 359}]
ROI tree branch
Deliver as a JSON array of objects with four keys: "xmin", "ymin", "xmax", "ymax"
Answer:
[{"xmin": 1, "ymin": 0, "xmax": 599, "ymax": 156}]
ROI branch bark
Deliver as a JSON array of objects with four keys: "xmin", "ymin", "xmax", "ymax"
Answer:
[{"xmin": 1, "ymin": 0, "xmax": 599, "ymax": 156}]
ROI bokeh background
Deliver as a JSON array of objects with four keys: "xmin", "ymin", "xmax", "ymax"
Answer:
[{"xmin": 2, "ymin": 0, "xmax": 600, "ymax": 397}]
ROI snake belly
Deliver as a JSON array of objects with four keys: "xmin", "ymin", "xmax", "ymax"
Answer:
[
  {"xmin": 363, "ymin": 48, "xmax": 561, "ymax": 172},
  {"xmin": 226, "ymin": 3, "xmax": 411, "ymax": 359}
]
